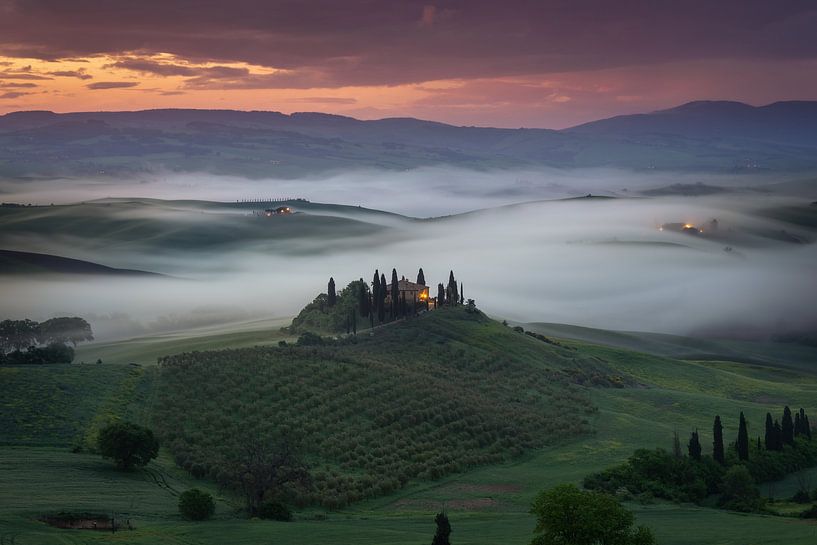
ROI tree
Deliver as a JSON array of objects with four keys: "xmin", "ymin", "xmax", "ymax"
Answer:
[
  {"xmin": 719, "ymin": 465, "xmax": 764, "ymax": 512},
  {"xmin": 431, "ymin": 511, "xmax": 451, "ymax": 545},
  {"xmin": 713, "ymin": 415, "xmax": 725, "ymax": 465},
  {"xmin": 774, "ymin": 420, "xmax": 783, "ymax": 450},
  {"xmin": 783, "ymin": 406, "xmax": 794, "ymax": 446},
  {"xmin": 437, "ymin": 283, "xmax": 445, "ymax": 308},
  {"xmin": 417, "ymin": 268, "xmax": 426, "ymax": 286},
  {"xmin": 764, "ymin": 413, "xmax": 775, "ymax": 451},
  {"xmin": 447, "ymin": 271, "xmax": 458, "ymax": 305},
  {"xmin": 178, "ymin": 488, "xmax": 215, "ymax": 521},
  {"xmin": 37, "ymin": 317, "xmax": 93, "ymax": 347},
  {"xmin": 223, "ymin": 436, "xmax": 309, "ymax": 516},
  {"xmin": 327, "ymin": 277, "xmax": 337, "ymax": 307},
  {"xmin": 672, "ymin": 431, "xmax": 682, "ymax": 459},
  {"xmin": 737, "ymin": 411, "xmax": 749, "ymax": 461},
  {"xmin": 358, "ymin": 278, "xmax": 369, "ymax": 318},
  {"xmin": 390, "ymin": 269, "xmax": 399, "ymax": 318},
  {"xmin": 688, "ymin": 430, "xmax": 702, "ymax": 461},
  {"xmin": 459, "ymin": 282, "xmax": 464, "ymax": 305},
  {"xmin": 378, "ymin": 273, "xmax": 387, "ymax": 323},
  {"xmin": 805, "ymin": 413, "xmax": 812, "ymax": 440},
  {"xmin": 0, "ymin": 319, "xmax": 39, "ymax": 352},
  {"xmin": 529, "ymin": 484, "xmax": 654, "ymax": 545},
  {"xmin": 97, "ymin": 421, "xmax": 159, "ymax": 470}
]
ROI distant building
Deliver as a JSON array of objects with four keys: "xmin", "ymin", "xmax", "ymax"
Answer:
[
  {"xmin": 384, "ymin": 277, "xmax": 432, "ymax": 308},
  {"xmin": 263, "ymin": 206, "xmax": 294, "ymax": 217}
]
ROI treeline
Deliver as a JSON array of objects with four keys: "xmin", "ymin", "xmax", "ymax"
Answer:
[
  {"xmin": 289, "ymin": 267, "xmax": 469, "ymax": 335},
  {"xmin": 584, "ymin": 407, "xmax": 816, "ymax": 513},
  {"xmin": 0, "ymin": 317, "xmax": 93, "ymax": 364}
]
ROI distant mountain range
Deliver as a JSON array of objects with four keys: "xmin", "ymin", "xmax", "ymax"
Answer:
[{"xmin": 1, "ymin": 101, "xmax": 816, "ymax": 178}]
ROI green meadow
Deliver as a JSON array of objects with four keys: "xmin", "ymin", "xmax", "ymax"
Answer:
[{"xmin": 3, "ymin": 308, "xmax": 817, "ymax": 544}]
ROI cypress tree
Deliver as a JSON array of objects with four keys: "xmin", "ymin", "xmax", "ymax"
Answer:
[
  {"xmin": 390, "ymin": 269, "xmax": 399, "ymax": 318},
  {"xmin": 672, "ymin": 431, "xmax": 682, "ymax": 459},
  {"xmin": 378, "ymin": 273, "xmax": 387, "ymax": 323},
  {"xmin": 795, "ymin": 412, "xmax": 802, "ymax": 438},
  {"xmin": 797, "ymin": 408, "xmax": 807, "ymax": 436},
  {"xmin": 757, "ymin": 436, "xmax": 762, "ymax": 451},
  {"xmin": 713, "ymin": 415, "xmax": 725, "ymax": 465},
  {"xmin": 783, "ymin": 406, "xmax": 794, "ymax": 446},
  {"xmin": 358, "ymin": 279, "xmax": 369, "ymax": 317},
  {"xmin": 431, "ymin": 511, "xmax": 451, "ymax": 545},
  {"xmin": 372, "ymin": 270, "xmax": 380, "ymax": 307},
  {"xmin": 459, "ymin": 282, "xmax": 464, "ymax": 305},
  {"xmin": 737, "ymin": 411, "xmax": 749, "ymax": 461},
  {"xmin": 417, "ymin": 268, "xmax": 426, "ymax": 286},
  {"xmin": 437, "ymin": 283, "xmax": 445, "ymax": 307},
  {"xmin": 805, "ymin": 413, "xmax": 812, "ymax": 439},
  {"xmin": 447, "ymin": 271, "xmax": 458, "ymax": 305},
  {"xmin": 327, "ymin": 277, "xmax": 337, "ymax": 306},
  {"xmin": 688, "ymin": 430, "xmax": 702, "ymax": 461},
  {"xmin": 764, "ymin": 413, "xmax": 775, "ymax": 451},
  {"xmin": 773, "ymin": 419, "xmax": 783, "ymax": 450}
]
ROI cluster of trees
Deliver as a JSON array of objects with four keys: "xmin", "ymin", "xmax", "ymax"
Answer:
[
  {"xmin": 97, "ymin": 421, "xmax": 159, "ymax": 470},
  {"xmin": 0, "ymin": 317, "xmax": 93, "ymax": 364},
  {"xmin": 289, "ymin": 267, "xmax": 468, "ymax": 335},
  {"xmin": 585, "ymin": 407, "xmax": 816, "ymax": 513},
  {"xmin": 154, "ymin": 313, "xmax": 590, "ymax": 509}
]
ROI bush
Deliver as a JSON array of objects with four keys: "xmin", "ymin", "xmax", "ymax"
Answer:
[
  {"xmin": 97, "ymin": 421, "xmax": 159, "ymax": 469},
  {"xmin": 258, "ymin": 500, "xmax": 292, "ymax": 521},
  {"xmin": 178, "ymin": 488, "xmax": 215, "ymax": 521},
  {"xmin": 799, "ymin": 504, "xmax": 817, "ymax": 519},
  {"xmin": 792, "ymin": 488, "xmax": 812, "ymax": 503}
]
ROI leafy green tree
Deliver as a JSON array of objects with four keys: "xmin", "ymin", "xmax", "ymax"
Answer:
[
  {"xmin": 97, "ymin": 421, "xmax": 159, "ymax": 469},
  {"xmin": 783, "ymin": 406, "xmax": 795, "ymax": 446},
  {"xmin": 178, "ymin": 488, "xmax": 215, "ymax": 521},
  {"xmin": 327, "ymin": 277, "xmax": 337, "ymax": 307},
  {"xmin": 0, "ymin": 319, "xmax": 39, "ymax": 352},
  {"xmin": 737, "ymin": 411, "xmax": 749, "ymax": 461},
  {"xmin": 223, "ymin": 436, "xmax": 309, "ymax": 516},
  {"xmin": 530, "ymin": 484, "xmax": 654, "ymax": 545},
  {"xmin": 713, "ymin": 415, "xmax": 725, "ymax": 465},
  {"xmin": 37, "ymin": 317, "xmax": 93, "ymax": 347},
  {"xmin": 417, "ymin": 268, "xmax": 426, "ymax": 286},
  {"xmin": 431, "ymin": 511, "xmax": 451, "ymax": 545},
  {"xmin": 719, "ymin": 465, "xmax": 765, "ymax": 512},
  {"xmin": 688, "ymin": 430, "xmax": 702, "ymax": 461}
]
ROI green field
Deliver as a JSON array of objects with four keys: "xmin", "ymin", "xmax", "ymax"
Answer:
[{"xmin": 3, "ymin": 308, "xmax": 817, "ymax": 544}]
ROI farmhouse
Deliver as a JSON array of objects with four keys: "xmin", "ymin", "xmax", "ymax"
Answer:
[
  {"xmin": 385, "ymin": 276, "xmax": 432, "ymax": 307},
  {"xmin": 263, "ymin": 206, "xmax": 293, "ymax": 217}
]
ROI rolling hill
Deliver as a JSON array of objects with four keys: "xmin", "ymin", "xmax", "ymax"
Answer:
[{"xmin": 0, "ymin": 249, "xmax": 163, "ymax": 276}]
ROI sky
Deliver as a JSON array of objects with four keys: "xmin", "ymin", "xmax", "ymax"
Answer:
[{"xmin": 1, "ymin": 0, "xmax": 816, "ymax": 128}]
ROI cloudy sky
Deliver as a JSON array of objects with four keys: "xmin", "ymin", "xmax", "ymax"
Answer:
[{"xmin": 1, "ymin": 0, "xmax": 816, "ymax": 127}]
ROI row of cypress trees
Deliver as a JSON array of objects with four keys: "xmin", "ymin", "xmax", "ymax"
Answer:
[
  {"xmin": 324, "ymin": 267, "xmax": 464, "ymax": 332},
  {"xmin": 686, "ymin": 407, "xmax": 813, "ymax": 464}
]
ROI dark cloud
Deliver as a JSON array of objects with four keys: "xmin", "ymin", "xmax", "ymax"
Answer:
[
  {"xmin": 86, "ymin": 81, "xmax": 139, "ymax": 89},
  {"xmin": 0, "ymin": 81, "xmax": 37, "ymax": 88},
  {"xmin": 47, "ymin": 69, "xmax": 92, "ymax": 79},
  {"xmin": 0, "ymin": 90, "xmax": 28, "ymax": 99},
  {"xmin": 289, "ymin": 96, "xmax": 357, "ymax": 104},
  {"xmin": 0, "ymin": 1, "xmax": 815, "ymax": 88}
]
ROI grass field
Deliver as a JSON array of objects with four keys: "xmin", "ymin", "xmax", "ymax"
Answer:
[{"xmin": 3, "ymin": 308, "xmax": 817, "ymax": 544}]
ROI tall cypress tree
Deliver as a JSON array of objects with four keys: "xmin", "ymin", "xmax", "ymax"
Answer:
[
  {"xmin": 431, "ymin": 512, "xmax": 451, "ymax": 545},
  {"xmin": 447, "ymin": 271, "xmax": 458, "ymax": 305},
  {"xmin": 459, "ymin": 282, "xmax": 464, "ymax": 304},
  {"xmin": 417, "ymin": 268, "xmax": 426, "ymax": 286},
  {"xmin": 804, "ymin": 413, "xmax": 812, "ymax": 439},
  {"xmin": 672, "ymin": 431, "xmax": 682, "ymax": 459},
  {"xmin": 688, "ymin": 430, "xmax": 702, "ymax": 461},
  {"xmin": 378, "ymin": 273, "xmax": 387, "ymax": 323},
  {"xmin": 737, "ymin": 411, "xmax": 749, "ymax": 461},
  {"xmin": 713, "ymin": 415, "xmax": 725, "ymax": 465},
  {"xmin": 773, "ymin": 420, "xmax": 783, "ymax": 450},
  {"xmin": 390, "ymin": 269, "xmax": 399, "ymax": 318},
  {"xmin": 795, "ymin": 412, "xmax": 802, "ymax": 438},
  {"xmin": 358, "ymin": 279, "xmax": 369, "ymax": 317},
  {"xmin": 782, "ymin": 406, "xmax": 794, "ymax": 446},
  {"xmin": 764, "ymin": 413, "xmax": 775, "ymax": 451},
  {"xmin": 797, "ymin": 408, "xmax": 807, "ymax": 436},
  {"xmin": 372, "ymin": 270, "xmax": 380, "ymax": 308},
  {"xmin": 437, "ymin": 283, "xmax": 445, "ymax": 307},
  {"xmin": 327, "ymin": 277, "xmax": 337, "ymax": 306}
]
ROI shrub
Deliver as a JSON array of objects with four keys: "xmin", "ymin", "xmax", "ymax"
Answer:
[
  {"xmin": 799, "ymin": 504, "xmax": 817, "ymax": 519},
  {"xmin": 258, "ymin": 500, "xmax": 293, "ymax": 521},
  {"xmin": 178, "ymin": 488, "xmax": 215, "ymax": 521},
  {"xmin": 792, "ymin": 488, "xmax": 812, "ymax": 503},
  {"xmin": 97, "ymin": 421, "xmax": 159, "ymax": 470},
  {"xmin": 719, "ymin": 466, "xmax": 766, "ymax": 513}
]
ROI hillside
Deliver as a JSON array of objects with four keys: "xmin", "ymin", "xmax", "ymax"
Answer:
[
  {"xmin": 4, "ymin": 306, "xmax": 817, "ymax": 543},
  {"xmin": 2, "ymin": 101, "xmax": 817, "ymax": 177},
  {"xmin": 0, "ymin": 249, "xmax": 162, "ymax": 276}
]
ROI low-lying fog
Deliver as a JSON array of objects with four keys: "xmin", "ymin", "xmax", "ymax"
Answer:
[{"xmin": 1, "ymin": 168, "xmax": 816, "ymax": 341}]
